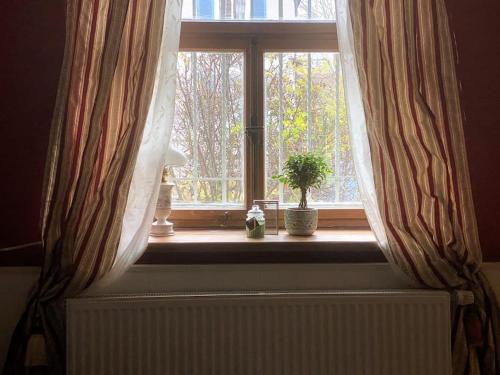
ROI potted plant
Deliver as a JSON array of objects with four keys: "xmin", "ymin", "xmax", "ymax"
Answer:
[{"xmin": 273, "ymin": 153, "xmax": 331, "ymax": 235}]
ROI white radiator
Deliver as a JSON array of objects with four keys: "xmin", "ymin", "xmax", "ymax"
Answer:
[{"xmin": 67, "ymin": 291, "xmax": 452, "ymax": 375}]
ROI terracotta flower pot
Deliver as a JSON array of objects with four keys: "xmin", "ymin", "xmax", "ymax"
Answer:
[{"xmin": 284, "ymin": 207, "xmax": 318, "ymax": 236}]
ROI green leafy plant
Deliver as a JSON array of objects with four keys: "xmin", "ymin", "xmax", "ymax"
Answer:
[{"xmin": 273, "ymin": 153, "xmax": 332, "ymax": 209}]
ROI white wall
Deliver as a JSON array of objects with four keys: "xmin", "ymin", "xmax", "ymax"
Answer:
[{"xmin": 1, "ymin": 263, "xmax": 499, "ymax": 369}]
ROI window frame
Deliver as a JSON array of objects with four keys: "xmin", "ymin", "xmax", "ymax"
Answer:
[{"xmin": 174, "ymin": 20, "xmax": 368, "ymax": 229}]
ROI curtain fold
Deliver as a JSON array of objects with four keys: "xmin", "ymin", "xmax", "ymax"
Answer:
[
  {"xmin": 2, "ymin": 0, "xmax": 180, "ymax": 373},
  {"xmin": 336, "ymin": 0, "xmax": 500, "ymax": 374}
]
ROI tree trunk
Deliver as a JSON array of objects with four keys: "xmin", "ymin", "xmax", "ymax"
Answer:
[{"xmin": 299, "ymin": 188, "xmax": 307, "ymax": 209}]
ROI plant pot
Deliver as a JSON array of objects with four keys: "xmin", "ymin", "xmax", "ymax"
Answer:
[{"xmin": 284, "ymin": 207, "xmax": 318, "ymax": 236}]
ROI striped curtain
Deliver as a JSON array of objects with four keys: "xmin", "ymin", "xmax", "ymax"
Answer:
[
  {"xmin": 337, "ymin": 0, "xmax": 500, "ymax": 374},
  {"xmin": 2, "ymin": 0, "xmax": 167, "ymax": 373}
]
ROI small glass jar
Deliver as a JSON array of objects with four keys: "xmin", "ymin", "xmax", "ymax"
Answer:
[{"xmin": 246, "ymin": 205, "xmax": 265, "ymax": 238}]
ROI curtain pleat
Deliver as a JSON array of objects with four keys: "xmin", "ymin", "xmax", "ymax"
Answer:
[
  {"xmin": 2, "ymin": 0, "xmax": 168, "ymax": 373},
  {"xmin": 337, "ymin": 0, "xmax": 500, "ymax": 374}
]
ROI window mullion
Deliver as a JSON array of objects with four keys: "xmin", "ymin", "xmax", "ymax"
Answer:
[
  {"xmin": 244, "ymin": 41, "xmax": 255, "ymax": 208},
  {"xmin": 247, "ymin": 39, "xmax": 265, "ymax": 205}
]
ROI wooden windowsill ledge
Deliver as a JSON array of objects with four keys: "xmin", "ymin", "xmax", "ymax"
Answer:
[
  {"xmin": 143, "ymin": 229, "xmax": 384, "ymax": 264},
  {"xmin": 0, "ymin": 230, "xmax": 384, "ymax": 267}
]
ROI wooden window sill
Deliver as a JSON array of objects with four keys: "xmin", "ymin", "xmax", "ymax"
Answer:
[
  {"xmin": 142, "ymin": 229, "xmax": 384, "ymax": 264},
  {"xmin": 0, "ymin": 230, "xmax": 383, "ymax": 267}
]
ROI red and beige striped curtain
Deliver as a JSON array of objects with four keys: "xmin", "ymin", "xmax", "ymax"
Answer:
[
  {"xmin": 2, "ymin": 0, "xmax": 179, "ymax": 373},
  {"xmin": 336, "ymin": 0, "xmax": 499, "ymax": 374}
]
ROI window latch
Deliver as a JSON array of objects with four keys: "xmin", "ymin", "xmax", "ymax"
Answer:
[
  {"xmin": 245, "ymin": 126, "xmax": 264, "ymax": 145},
  {"xmin": 219, "ymin": 211, "xmax": 230, "ymax": 228}
]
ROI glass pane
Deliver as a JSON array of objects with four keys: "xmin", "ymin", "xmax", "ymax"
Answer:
[
  {"xmin": 227, "ymin": 179, "xmax": 244, "ymax": 204},
  {"xmin": 182, "ymin": 0, "xmax": 335, "ymax": 20},
  {"xmin": 171, "ymin": 52, "xmax": 245, "ymax": 207},
  {"xmin": 197, "ymin": 180, "xmax": 223, "ymax": 203},
  {"xmin": 264, "ymin": 52, "xmax": 360, "ymax": 207}
]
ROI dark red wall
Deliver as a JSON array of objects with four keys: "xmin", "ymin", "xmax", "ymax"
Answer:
[
  {"xmin": 0, "ymin": 1, "xmax": 499, "ymax": 260},
  {"xmin": 0, "ymin": 1, "xmax": 65, "ymax": 248},
  {"xmin": 446, "ymin": 1, "xmax": 500, "ymax": 261}
]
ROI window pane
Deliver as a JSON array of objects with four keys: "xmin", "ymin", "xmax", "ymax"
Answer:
[
  {"xmin": 264, "ymin": 52, "xmax": 360, "ymax": 207},
  {"xmin": 171, "ymin": 52, "xmax": 245, "ymax": 207},
  {"xmin": 182, "ymin": 0, "xmax": 335, "ymax": 20}
]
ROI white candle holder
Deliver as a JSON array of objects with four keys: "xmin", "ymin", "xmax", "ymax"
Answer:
[
  {"xmin": 150, "ymin": 182, "xmax": 175, "ymax": 236},
  {"xmin": 150, "ymin": 147, "xmax": 187, "ymax": 237}
]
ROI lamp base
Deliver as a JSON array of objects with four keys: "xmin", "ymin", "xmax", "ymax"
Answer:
[{"xmin": 150, "ymin": 220, "xmax": 175, "ymax": 236}]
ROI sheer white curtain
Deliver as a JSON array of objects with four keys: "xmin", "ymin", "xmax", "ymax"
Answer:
[{"xmin": 95, "ymin": 0, "xmax": 182, "ymax": 286}]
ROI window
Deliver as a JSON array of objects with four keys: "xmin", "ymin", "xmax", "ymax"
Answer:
[{"xmin": 169, "ymin": 0, "xmax": 367, "ymax": 229}]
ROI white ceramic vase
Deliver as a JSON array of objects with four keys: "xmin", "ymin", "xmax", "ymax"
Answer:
[{"xmin": 150, "ymin": 183, "xmax": 175, "ymax": 236}]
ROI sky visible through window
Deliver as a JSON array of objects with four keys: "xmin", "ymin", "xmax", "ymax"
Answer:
[{"xmin": 182, "ymin": 0, "xmax": 335, "ymax": 20}]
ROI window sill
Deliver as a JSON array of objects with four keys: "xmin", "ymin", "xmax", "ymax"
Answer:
[
  {"xmin": 0, "ymin": 230, "xmax": 383, "ymax": 267},
  {"xmin": 142, "ymin": 229, "xmax": 384, "ymax": 264}
]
